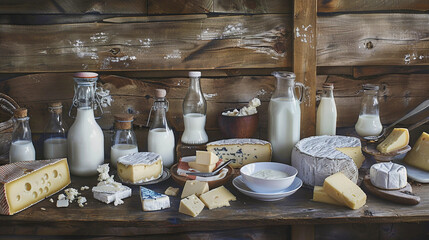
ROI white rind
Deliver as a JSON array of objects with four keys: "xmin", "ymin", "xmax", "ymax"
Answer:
[
  {"xmin": 207, "ymin": 138, "xmax": 270, "ymax": 146},
  {"xmin": 370, "ymin": 162, "xmax": 407, "ymax": 190},
  {"xmin": 117, "ymin": 152, "xmax": 161, "ymax": 166},
  {"xmin": 93, "ymin": 187, "xmax": 132, "ymax": 204}
]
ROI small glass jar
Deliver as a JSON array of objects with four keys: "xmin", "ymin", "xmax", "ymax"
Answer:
[
  {"xmin": 355, "ymin": 84, "xmax": 383, "ymax": 137},
  {"xmin": 110, "ymin": 114, "xmax": 138, "ymax": 167},
  {"xmin": 43, "ymin": 102, "xmax": 67, "ymax": 159},
  {"xmin": 10, "ymin": 108, "xmax": 35, "ymax": 163},
  {"xmin": 316, "ymin": 83, "xmax": 337, "ymax": 136}
]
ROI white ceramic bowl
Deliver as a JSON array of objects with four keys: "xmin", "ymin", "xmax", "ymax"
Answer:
[{"xmin": 240, "ymin": 162, "xmax": 298, "ymax": 193}]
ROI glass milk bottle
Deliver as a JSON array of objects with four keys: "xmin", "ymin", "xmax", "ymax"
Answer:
[
  {"xmin": 148, "ymin": 89, "xmax": 175, "ymax": 167},
  {"xmin": 181, "ymin": 71, "xmax": 208, "ymax": 145},
  {"xmin": 9, "ymin": 108, "xmax": 36, "ymax": 163},
  {"xmin": 355, "ymin": 84, "xmax": 383, "ymax": 137},
  {"xmin": 111, "ymin": 114, "xmax": 138, "ymax": 167},
  {"xmin": 43, "ymin": 102, "xmax": 67, "ymax": 159},
  {"xmin": 268, "ymin": 71, "xmax": 304, "ymax": 164},
  {"xmin": 68, "ymin": 72, "xmax": 104, "ymax": 176},
  {"xmin": 316, "ymin": 83, "xmax": 337, "ymax": 136}
]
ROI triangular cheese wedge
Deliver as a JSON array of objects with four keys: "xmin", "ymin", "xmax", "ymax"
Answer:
[{"xmin": 377, "ymin": 128, "xmax": 409, "ymax": 153}]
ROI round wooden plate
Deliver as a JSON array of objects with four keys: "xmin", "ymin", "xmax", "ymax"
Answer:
[
  {"xmin": 362, "ymin": 145, "xmax": 411, "ymax": 162},
  {"xmin": 170, "ymin": 163, "xmax": 235, "ymax": 188}
]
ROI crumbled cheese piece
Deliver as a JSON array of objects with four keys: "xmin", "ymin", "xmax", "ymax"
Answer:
[
  {"xmin": 222, "ymin": 97, "xmax": 261, "ymax": 116},
  {"xmin": 114, "ymin": 197, "xmax": 124, "ymax": 206},
  {"xmin": 80, "ymin": 186, "xmax": 90, "ymax": 191},
  {"xmin": 56, "ymin": 199, "xmax": 69, "ymax": 208},
  {"xmin": 64, "ymin": 188, "xmax": 80, "ymax": 203},
  {"xmin": 97, "ymin": 164, "xmax": 111, "ymax": 182},
  {"xmin": 77, "ymin": 197, "xmax": 87, "ymax": 208},
  {"xmin": 41, "ymin": 208, "xmax": 46, "ymax": 211},
  {"xmin": 49, "ymin": 198, "xmax": 54, "ymax": 203},
  {"xmin": 58, "ymin": 194, "xmax": 66, "ymax": 200}
]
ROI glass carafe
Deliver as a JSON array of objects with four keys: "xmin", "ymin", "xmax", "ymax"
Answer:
[
  {"xmin": 268, "ymin": 71, "xmax": 304, "ymax": 164},
  {"xmin": 9, "ymin": 108, "xmax": 35, "ymax": 163},
  {"xmin": 68, "ymin": 72, "xmax": 104, "ymax": 176},
  {"xmin": 147, "ymin": 89, "xmax": 175, "ymax": 167},
  {"xmin": 181, "ymin": 71, "xmax": 208, "ymax": 145},
  {"xmin": 355, "ymin": 84, "xmax": 382, "ymax": 137},
  {"xmin": 316, "ymin": 83, "xmax": 337, "ymax": 136},
  {"xmin": 44, "ymin": 102, "xmax": 67, "ymax": 159},
  {"xmin": 111, "ymin": 114, "xmax": 138, "ymax": 167}
]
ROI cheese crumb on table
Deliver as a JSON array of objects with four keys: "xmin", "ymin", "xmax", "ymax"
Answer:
[{"xmin": 164, "ymin": 187, "xmax": 180, "ymax": 197}]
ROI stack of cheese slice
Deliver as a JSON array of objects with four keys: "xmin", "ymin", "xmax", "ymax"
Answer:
[
  {"xmin": 404, "ymin": 132, "xmax": 429, "ymax": 171},
  {"xmin": 376, "ymin": 128, "xmax": 409, "ymax": 153},
  {"xmin": 188, "ymin": 151, "xmax": 219, "ymax": 173}
]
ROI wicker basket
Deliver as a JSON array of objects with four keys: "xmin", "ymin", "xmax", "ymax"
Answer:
[{"xmin": 0, "ymin": 93, "xmax": 19, "ymax": 163}]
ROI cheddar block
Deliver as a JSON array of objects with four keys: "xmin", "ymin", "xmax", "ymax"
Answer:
[
  {"xmin": 404, "ymin": 132, "xmax": 429, "ymax": 171},
  {"xmin": 199, "ymin": 186, "xmax": 236, "ymax": 210},
  {"xmin": 312, "ymin": 186, "xmax": 342, "ymax": 206},
  {"xmin": 188, "ymin": 161, "xmax": 216, "ymax": 173},
  {"xmin": 323, "ymin": 172, "xmax": 367, "ymax": 210},
  {"xmin": 179, "ymin": 194, "xmax": 205, "ymax": 217},
  {"xmin": 196, "ymin": 151, "xmax": 219, "ymax": 165},
  {"xmin": 0, "ymin": 158, "xmax": 71, "ymax": 215},
  {"xmin": 181, "ymin": 180, "xmax": 209, "ymax": 198},
  {"xmin": 377, "ymin": 128, "xmax": 409, "ymax": 153}
]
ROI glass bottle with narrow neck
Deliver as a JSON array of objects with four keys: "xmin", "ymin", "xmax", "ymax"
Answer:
[
  {"xmin": 111, "ymin": 114, "xmax": 138, "ymax": 167},
  {"xmin": 355, "ymin": 84, "xmax": 382, "ymax": 137},
  {"xmin": 44, "ymin": 102, "xmax": 67, "ymax": 159},
  {"xmin": 181, "ymin": 71, "xmax": 208, "ymax": 145},
  {"xmin": 148, "ymin": 89, "xmax": 175, "ymax": 167},
  {"xmin": 10, "ymin": 108, "xmax": 35, "ymax": 163},
  {"xmin": 68, "ymin": 72, "xmax": 104, "ymax": 176},
  {"xmin": 316, "ymin": 83, "xmax": 337, "ymax": 136},
  {"xmin": 268, "ymin": 71, "xmax": 304, "ymax": 164}
]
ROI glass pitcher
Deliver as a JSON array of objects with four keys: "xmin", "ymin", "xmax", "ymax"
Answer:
[
  {"xmin": 268, "ymin": 71, "xmax": 304, "ymax": 164},
  {"xmin": 355, "ymin": 84, "xmax": 382, "ymax": 137}
]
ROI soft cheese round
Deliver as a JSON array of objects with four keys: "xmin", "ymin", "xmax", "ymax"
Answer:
[
  {"xmin": 117, "ymin": 152, "xmax": 161, "ymax": 166},
  {"xmin": 370, "ymin": 162, "xmax": 407, "ymax": 190},
  {"xmin": 291, "ymin": 136, "xmax": 361, "ymax": 186}
]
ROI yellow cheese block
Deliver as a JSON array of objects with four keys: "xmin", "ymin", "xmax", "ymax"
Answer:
[
  {"xmin": 196, "ymin": 151, "xmax": 219, "ymax": 165},
  {"xmin": 188, "ymin": 161, "xmax": 216, "ymax": 173},
  {"xmin": 181, "ymin": 180, "xmax": 209, "ymax": 198},
  {"xmin": 0, "ymin": 158, "xmax": 71, "ymax": 215},
  {"xmin": 179, "ymin": 194, "xmax": 205, "ymax": 217},
  {"xmin": 377, "ymin": 128, "xmax": 409, "ymax": 153},
  {"xmin": 404, "ymin": 132, "xmax": 429, "ymax": 171},
  {"xmin": 336, "ymin": 147, "xmax": 365, "ymax": 168},
  {"xmin": 312, "ymin": 186, "xmax": 342, "ymax": 206},
  {"xmin": 199, "ymin": 186, "xmax": 236, "ymax": 210},
  {"xmin": 117, "ymin": 152, "xmax": 163, "ymax": 184},
  {"xmin": 323, "ymin": 172, "xmax": 367, "ymax": 210}
]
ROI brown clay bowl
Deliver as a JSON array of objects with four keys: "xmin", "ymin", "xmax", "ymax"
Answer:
[
  {"xmin": 170, "ymin": 163, "xmax": 235, "ymax": 189},
  {"xmin": 218, "ymin": 110, "xmax": 259, "ymax": 139}
]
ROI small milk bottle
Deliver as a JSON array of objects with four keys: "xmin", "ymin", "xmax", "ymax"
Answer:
[
  {"xmin": 43, "ymin": 102, "xmax": 68, "ymax": 159},
  {"xmin": 111, "ymin": 114, "xmax": 138, "ymax": 167},
  {"xmin": 316, "ymin": 83, "xmax": 337, "ymax": 136},
  {"xmin": 148, "ymin": 89, "xmax": 175, "ymax": 167},
  {"xmin": 67, "ymin": 72, "xmax": 104, "ymax": 176},
  {"xmin": 9, "ymin": 108, "xmax": 36, "ymax": 163},
  {"xmin": 355, "ymin": 84, "xmax": 383, "ymax": 137},
  {"xmin": 268, "ymin": 71, "xmax": 304, "ymax": 164},
  {"xmin": 181, "ymin": 71, "xmax": 208, "ymax": 145}
]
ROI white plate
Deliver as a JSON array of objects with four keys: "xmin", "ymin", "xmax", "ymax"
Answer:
[
  {"xmin": 394, "ymin": 160, "xmax": 429, "ymax": 183},
  {"xmin": 119, "ymin": 168, "xmax": 171, "ymax": 185},
  {"xmin": 233, "ymin": 175, "xmax": 302, "ymax": 201}
]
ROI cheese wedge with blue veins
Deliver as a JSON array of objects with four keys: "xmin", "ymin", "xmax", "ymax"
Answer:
[{"xmin": 140, "ymin": 187, "xmax": 170, "ymax": 211}]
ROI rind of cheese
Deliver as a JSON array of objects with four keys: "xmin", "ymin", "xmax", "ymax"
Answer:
[
  {"xmin": 370, "ymin": 162, "xmax": 407, "ymax": 190},
  {"xmin": 377, "ymin": 128, "xmax": 409, "ymax": 153},
  {"xmin": 188, "ymin": 161, "xmax": 216, "ymax": 173},
  {"xmin": 196, "ymin": 151, "xmax": 219, "ymax": 165},
  {"xmin": 312, "ymin": 186, "xmax": 342, "ymax": 206},
  {"xmin": 206, "ymin": 138, "xmax": 272, "ymax": 168},
  {"xmin": 0, "ymin": 158, "xmax": 71, "ymax": 215},
  {"xmin": 179, "ymin": 194, "xmax": 205, "ymax": 217},
  {"xmin": 117, "ymin": 152, "xmax": 163, "ymax": 184},
  {"xmin": 181, "ymin": 180, "xmax": 209, "ymax": 198},
  {"xmin": 404, "ymin": 132, "xmax": 429, "ymax": 171},
  {"xmin": 199, "ymin": 186, "xmax": 236, "ymax": 210},
  {"xmin": 323, "ymin": 172, "xmax": 367, "ymax": 210}
]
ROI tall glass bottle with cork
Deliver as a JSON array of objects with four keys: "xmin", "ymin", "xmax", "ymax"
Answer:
[
  {"xmin": 9, "ymin": 108, "xmax": 36, "ymax": 163},
  {"xmin": 111, "ymin": 114, "xmax": 138, "ymax": 167},
  {"xmin": 355, "ymin": 84, "xmax": 383, "ymax": 137},
  {"xmin": 316, "ymin": 83, "xmax": 337, "ymax": 136},
  {"xmin": 44, "ymin": 102, "xmax": 68, "ymax": 159}
]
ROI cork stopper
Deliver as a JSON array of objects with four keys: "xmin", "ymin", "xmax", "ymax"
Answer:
[
  {"xmin": 322, "ymin": 83, "xmax": 334, "ymax": 89},
  {"xmin": 49, "ymin": 102, "xmax": 63, "ymax": 114},
  {"xmin": 114, "ymin": 114, "xmax": 134, "ymax": 130},
  {"xmin": 155, "ymin": 89, "xmax": 167, "ymax": 98},
  {"xmin": 14, "ymin": 108, "xmax": 28, "ymax": 118}
]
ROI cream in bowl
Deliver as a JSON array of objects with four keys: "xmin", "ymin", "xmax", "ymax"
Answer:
[{"xmin": 240, "ymin": 162, "xmax": 297, "ymax": 193}]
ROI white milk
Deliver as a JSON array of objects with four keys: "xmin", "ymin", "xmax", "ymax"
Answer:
[
  {"xmin": 68, "ymin": 108, "xmax": 104, "ymax": 176},
  {"xmin": 316, "ymin": 97, "xmax": 337, "ymax": 136},
  {"xmin": 110, "ymin": 144, "xmax": 138, "ymax": 167},
  {"xmin": 268, "ymin": 98, "xmax": 301, "ymax": 164},
  {"xmin": 355, "ymin": 114, "xmax": 383, "ymax": 137},
  {"xmin": 9, "ymin": 140, "xmax": 35, "ymax": 163},
  {"xmin": 148, "ymin": 128, "xmax": 175, "ymax": 167},
  {"xmin": 44, "ymin": 138, "xmax": 67, "ymax": 159},
  {"xmin": 181, "ymin": 113, "xmax": 208, "ymax": 145}
]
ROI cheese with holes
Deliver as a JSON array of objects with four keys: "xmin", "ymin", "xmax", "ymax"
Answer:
[
  {"xmin": 291, "ymin": 136, "xmax": 365, "ymax": 186},
  {"xmin": 313, "ymin": 186, "xmax": 342, "ymax": 206},
  {"xmin": 323, "ymin": 172, "xmax": 367, "ymax": 210},
  {"xmin": 179, "ymin": 194, "xmax": 205, "ymax": 217},
  {"xmin": 404, "ymin": 132, "xmax": 429, "ymax": 171},
  {"xmin": 206, "ymin": 139, "xmax": 272, "ymax": 168},
  {"xmin": 199, "ymin": 186, "xmax": 236, "ymax": 210},
  {"xmin": 196, "ymin": 151, "xmax": 219, "ymax": 165},
  {"xmin": 140, "ymin": 187, "xmax": 170, "ymax": 211},
  {"xmin": 181, "ymin": 180, "xmax": 209, "ymax": 198},
  {"xmin": 188, "ymin": 161, "xmax": 216, "ymax": 173},
  {"xmin": 370, "ymin": 162, "xmax": 407, "ymax": 190},
  {"xmin": 0, "ymin": 158, "xmax": 71, "ymax": 215},
  {"xmin": 377, "ymin": 128, "xmax": 409, "ymax": 153},
  {"xmin": 117, "ymin": 152, "xmax": 163, "ymax": 184}
]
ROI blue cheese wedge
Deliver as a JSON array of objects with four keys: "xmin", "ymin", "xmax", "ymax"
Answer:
[
  {"xmin": 140, "ymin": 187, "xmax": 170, "ymax": 211},
  {"xmin": 117, "ymin": 152, "xmax": 163, "ymax": 184}
]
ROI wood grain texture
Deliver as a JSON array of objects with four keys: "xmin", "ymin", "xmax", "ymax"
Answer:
[
  {"xmin": 318, "ymin": 0, "xmax": 429, "ymax": 13},
  {"xmin": 214, "ymin": 0, "xmax": 292, "ymax": 13},
  {"xmin": 148, "ymin": 0, "xmax": 213, "ymax": 14}
]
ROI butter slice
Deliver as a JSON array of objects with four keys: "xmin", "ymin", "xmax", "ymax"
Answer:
[
  {"xmin": 377, "ymin": 128, "xmax": 409, "ymax": 153},
  {"xmin": 181, "ymin": 180, "xmax": 209, "ymax": 198},
  {"xmin": 188, "ymin": 161, "xmax": 216, "ymax": 173},
  {"xmin": 179, "ymin": 194, "xmax": 205, "ymax": 217},
  {"xmin": 199, "ymin": 186, "xmax": 236, "ymax": 210},
  {"xmin": 196, "ymin": 151, "xmax": 219, "ymax": 165},
  {"xmin": 323, "ymin": 172, "xmax": 367, "ymax": 210},
  {"xmin": 117, "ymin": 152, "xmax": 163, "ymax": 184},
  {"xmin": 312, "ymin": 186, "xmax": 342, "ymax": 206},
  {"xmin": 404, "ymin": 132, "xmax": 429, "ymax": 171}
]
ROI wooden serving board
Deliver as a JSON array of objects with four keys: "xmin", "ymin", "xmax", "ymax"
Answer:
[
  {"xmin": 362, "ymin": 144, "xmax": 411, "ymax": 162},
  {"xmin": 363, "ymin": 175, "xmax": 420, "ymax": 205}
]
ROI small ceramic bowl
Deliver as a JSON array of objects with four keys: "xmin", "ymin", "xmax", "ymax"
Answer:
[
  {"xmin": 218, "ymin": 110, "xmax": 258, "ymax": 138},
  {"xmin": 240, "ymin": 162, "xmax": 298, "ymax": 193}
]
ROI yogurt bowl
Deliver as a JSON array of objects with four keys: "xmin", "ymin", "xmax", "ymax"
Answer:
[{"xmin": 240, "ymin": 162, "xmax": 298, "ymax": 193}]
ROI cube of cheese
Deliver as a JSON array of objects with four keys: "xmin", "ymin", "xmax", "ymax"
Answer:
[
  {"xmin": 164, "ymin": 187, "xmax": 180, "ymax": 197},
  {"xmin": 179, "ymin": 194, "xmax": 205, "ymax": 217},
  {"xmin": 188, "ymin": 161, "xmax": 216, "ymax": 173},
  {"xmin": 199, "ymin": 186, "xmax": 236, "ymax": 210},
  {"xmin": 323, "ymin": 172, "xmax": 367, "ymax": 210},
  {"xmin": 377, "ymin": 128, "xmax": 409, "ymax": 153},
  {"xmin": 196, "ymin": 151, "xmax": 219, "ymax": 165},
  {"xmin": 312, "ymin": 186, "xmax": 342, "ymax": 206},
  {"xmin": 404, "ymin": 132, "xmax": 429, "ymax": 171},
  {"xmin": 181, "ymin": 180, "xmax": 209, "ymax": 198},
  {"xmin": 117, "ymin": 152, "xmax": 163, "ymax": 184}
]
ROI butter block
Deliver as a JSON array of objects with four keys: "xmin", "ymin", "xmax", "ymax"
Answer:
[
  {"xmin": 312, "ymin": 186, "xmax": 342, "ymax": 206},
  {"xmin": 0, "ymin": 158, "xmax": 71, "ymax": 215},
  {"xmin": 323, "ymin": 172, "xmax": 367, "ymax": 210},
  {"xmin": 199, "ymin": 186, "xmax": 236, "ymax": 210},
  {"xmin": 181, "ymin": 180, "xmax": 209, "ymax": 198},
  {"xmin": 188, "ymin": 161, "xmax": 216, "ymax": 173},
  {"xmin": 117, "ymin": 152, "xmax": 163, "ymax": 184},
  {"xmin": 140, "ymin": 187, "xmax": 170, "ymax": 211},
  {"xmin": 377, "ymin": 128, "xmax": 409, "ymax": 153},
  {"xmin": 404, "ymin": 132, "xmax": 429, "ymax": 171},
  {"xmin": 179, "ymin": 194, "xmax": 205, "ymax": 217},
  {"xmin": 164, "ymin": 187, "xmax": 180, "ymax": 197},
  {"xmin": 196, "ymin": 151, "xmax": 219, "ymax": 165}
]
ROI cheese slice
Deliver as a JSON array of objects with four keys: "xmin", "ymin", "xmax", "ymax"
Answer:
[
  {"xmin": 196, "ymin": 151, "xmax": 219, "ymax": 165},
  {"xmin": 404, "ymin": 132, "xmax": 429, "ymax": 171},
  {"xmin": 0, "ymin": 158, "xmax": 71, "ymax": 215},
  {"xmin": 206, "ymin": 139, "xmax": 272, "ymax": 168},
  {"xmin": 117, "ymin": 152, "xmax": 163, "ymax": 184},
  {"xmin": 377, "ymin": 128, "xmax": 409, "ymax": 153},
  {"xmin": 179, "ymin": 194, "xmax": 205, "ymax": 217},
  {"xmin": 188, "ymin": 161, "xmax": 216, "ymax": 173},
  {"xmin": 312, "ymin": 186, "xmax": 342, "ymax": 206},
  {"xmin": 199, "ymin": 186, "xmax": 236, "ymax": 210},
  {"xmin": 323, "ymin": 172, "xmax": 367, "ymax": 210},
  {"xmin": 370, "ymin": 162, "xmax": 407, "ymax": 190},
  {"xmin": 181, "ymin": 180, "xmax": 209, "ymax": 198}
]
